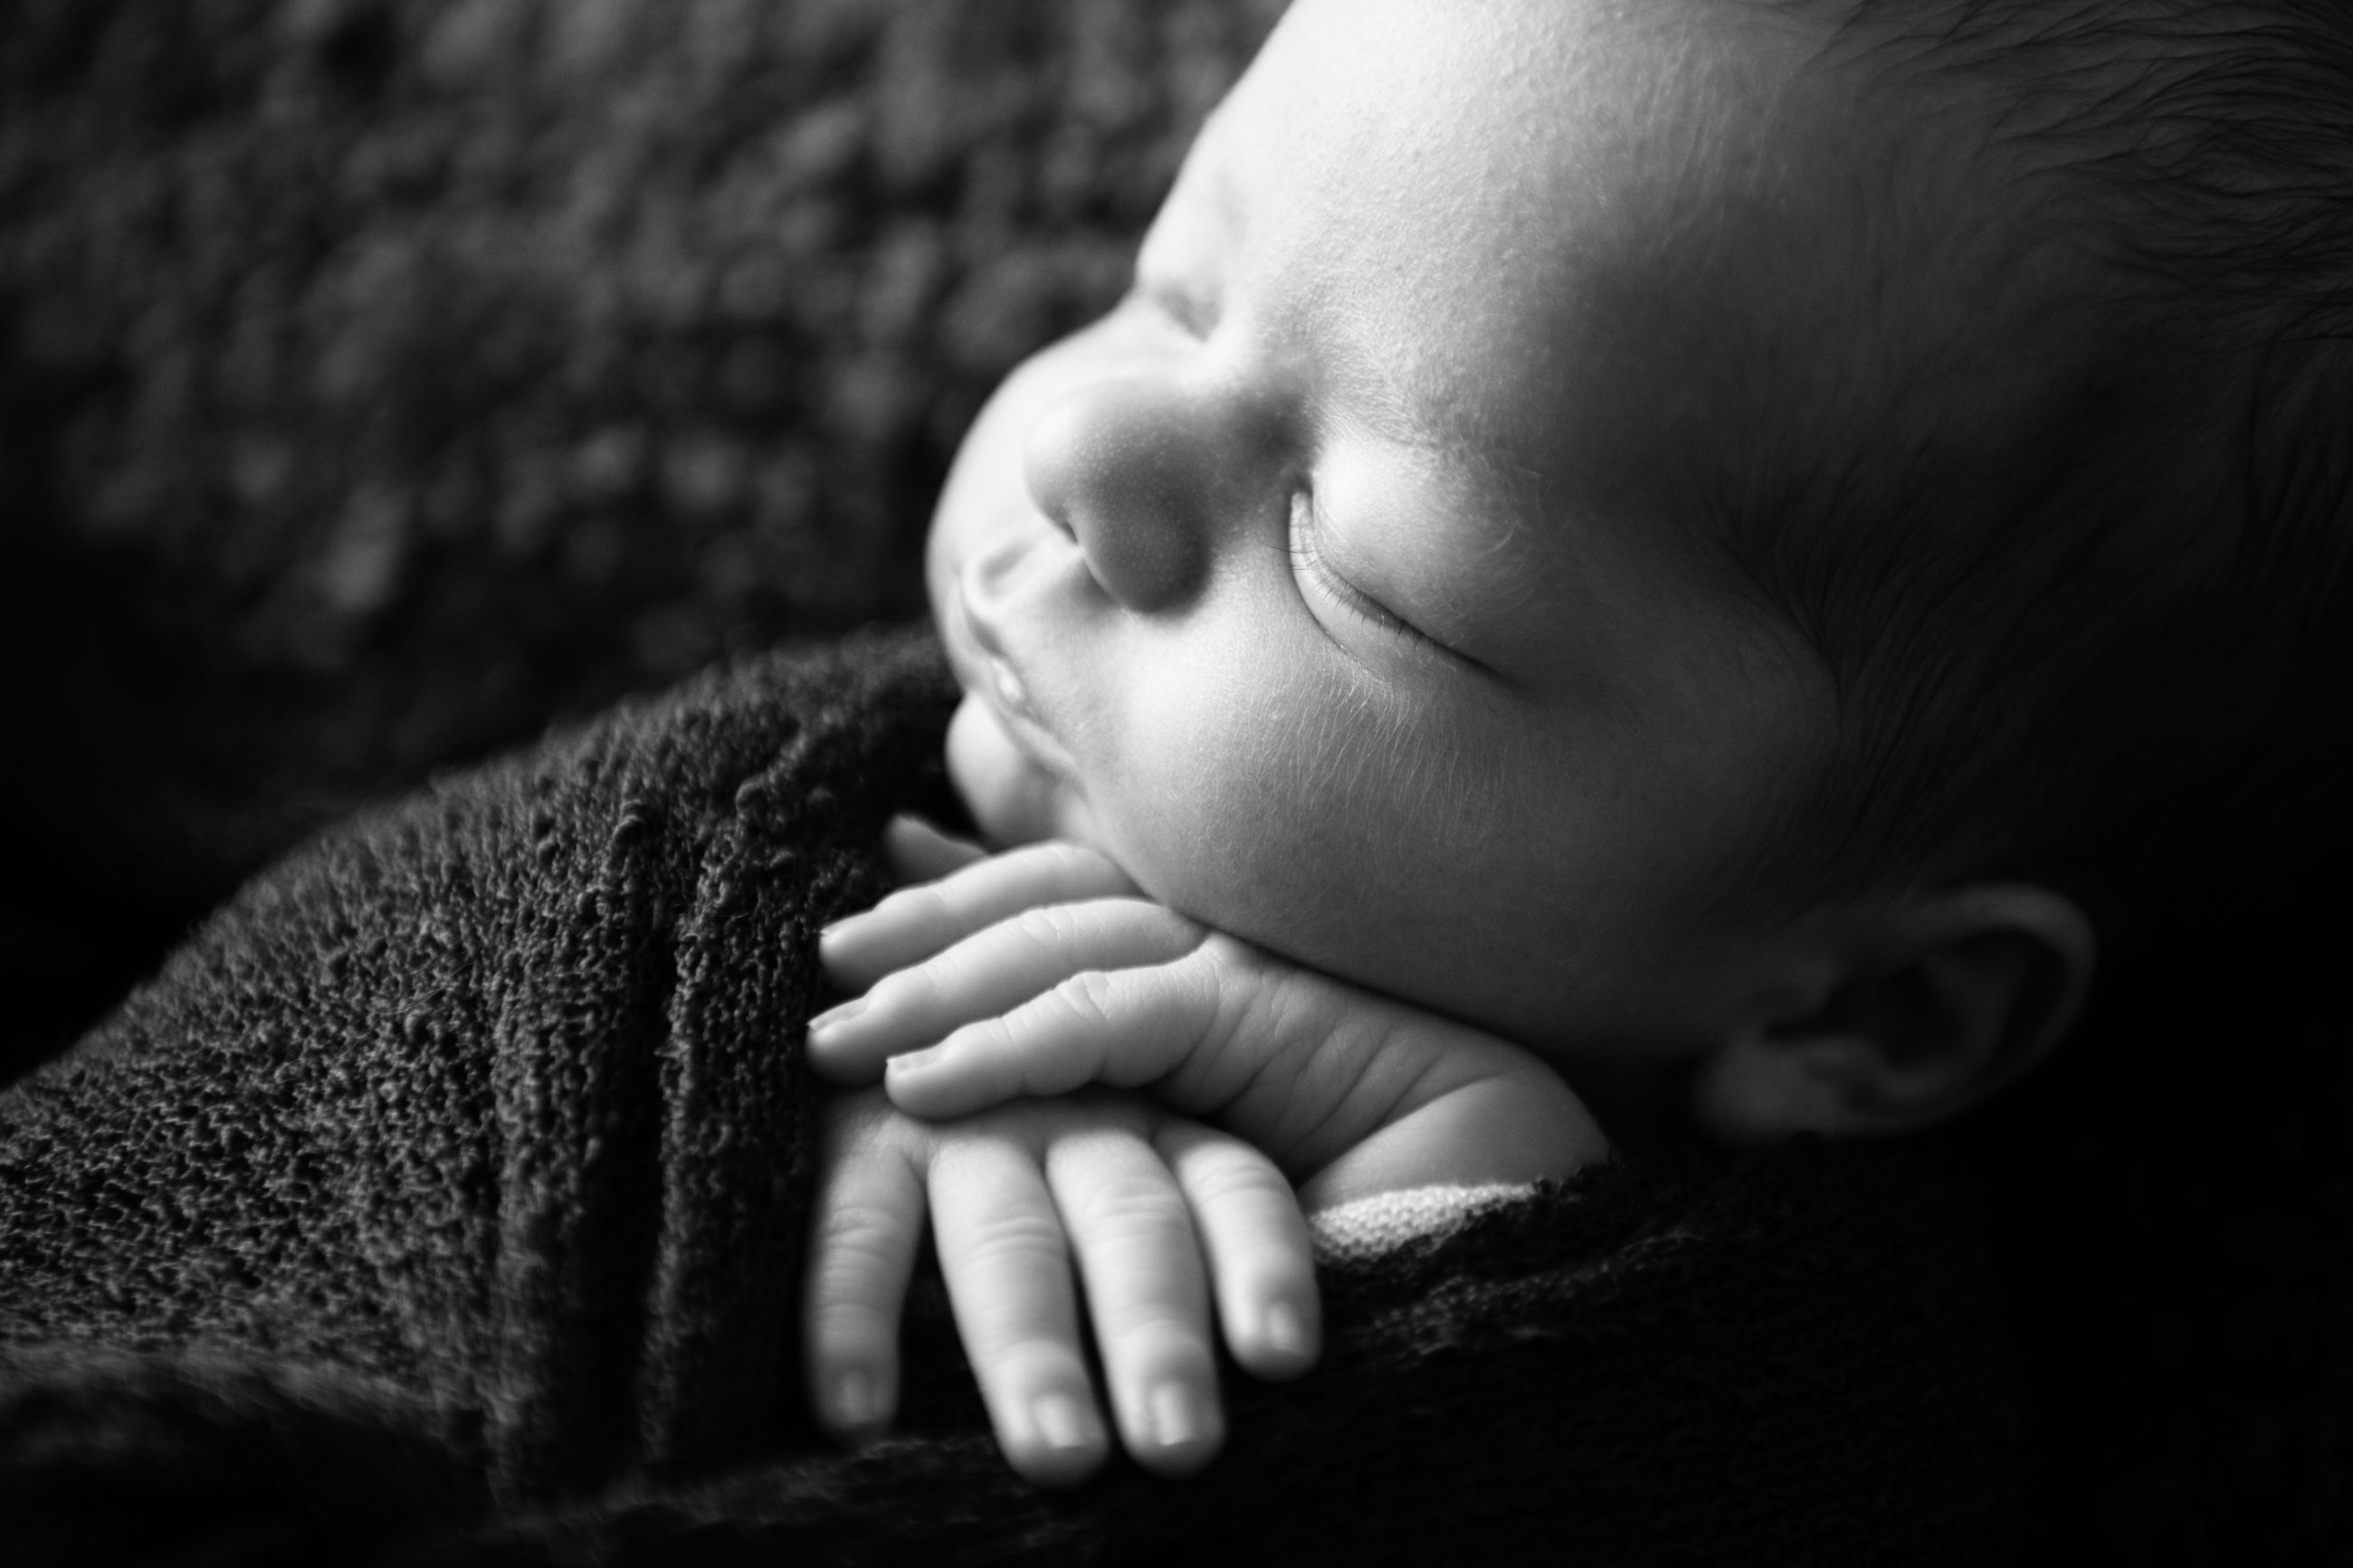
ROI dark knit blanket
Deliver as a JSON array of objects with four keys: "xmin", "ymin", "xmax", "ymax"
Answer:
[{"xmin": 0, "ymin": 629, "xmax": 2026, "ymax": 1566}]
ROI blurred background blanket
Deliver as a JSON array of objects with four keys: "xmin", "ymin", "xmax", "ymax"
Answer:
[{"xmin": 1, "ymin": 1, "xmax": 2347, "ymax": 1560}]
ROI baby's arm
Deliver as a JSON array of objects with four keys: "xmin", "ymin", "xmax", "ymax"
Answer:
[{"xmin": 808, "ymin": 824, "xmax": 1606, "ymax": 1208}]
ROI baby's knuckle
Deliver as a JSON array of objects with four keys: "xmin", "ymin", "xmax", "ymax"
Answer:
[
  {"xmin": 867, "ymin": 964, "xmax": 936, "ymax": 1015},
  {"xmin": 962, "ymin": 1012, "xmax": 1023, "ymax": 1060},
  {"xmin": 1140, "ymin": 904, "xmax": 1210, "ymax": 952},
  {"xmin": 1203, "ymin": 967, "xmax": 1297, "ymax": 1073},
  {"xmin": 1252, "ymin": 959, "xmax": 1331, "ymax": 1029},
  {"xmin": 988, "ymin": 1336, "xmax": 1086, "ymax": 1386},
  {"xmin": 1011, "ymin": 903, "xmax": 1083, "ymax": 953},
  {"xmin": 898, "ymin": 882, "xmax": 957, "ymax": 930},
  {"xmin": 1056, "ymin": 968, "xmax": 1124, "ymax": 1028},
  {"xmin": 814, "ymin": 1199, "xmax": 914, "ymax": 1259},
  {"xmin": 1196, "ymin": 932, "xmax": 1273, "ymax": 1001},
  {"xmin": 1076, "ymin": 1174, "xmax": 1190, "ymax": 1235},
  {"xmin": 1198, "ymin": 931, "xmax": 1268, "ymax": 982},
  {"xmin": 953, "ymin": 1206, "xmax": 1072, "ymax": 1264},
  {"xmin": 1103, "ymin": 1316, "xmax": 1211, "ymax": 1365},
  {"xmin": 805, "ymin": 1297, "xmax": 891, "ymax": 1342},
  {"xmin": 1039, "ymin": 840, "xmax": 1110, "ymax": 883},
  {"xmin": 1178, "ymin": 1152, "xmax": 1286, "ymax": 1211}
]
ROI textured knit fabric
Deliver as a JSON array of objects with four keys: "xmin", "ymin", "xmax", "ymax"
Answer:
[
  {"xmin": 1305, "ymin": 1182, "xmax": 1538, "ymax": 1265},
  {"xmin": 0, "ymin": 628, "xmax": 2026, "ymax": 1566}
]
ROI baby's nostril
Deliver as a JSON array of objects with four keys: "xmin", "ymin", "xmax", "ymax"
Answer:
[{"xmin": 1022, "ymin": 378, "xmax": 1210, "ymax": 612}]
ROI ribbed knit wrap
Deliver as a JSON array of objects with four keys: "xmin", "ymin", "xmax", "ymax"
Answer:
[{"xmin": 0, "ymin": 629, "xmax": 2025, "ymax": 1566}]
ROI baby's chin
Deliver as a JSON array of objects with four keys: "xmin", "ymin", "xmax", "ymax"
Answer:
[{"xmin": 944, "ymin": 693, "xmax": 1107, "ymax": 853}]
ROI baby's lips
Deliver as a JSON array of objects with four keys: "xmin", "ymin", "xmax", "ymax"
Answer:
[{"xmin": 944, "ymin": 695, "xmax": 1071, "ymax": 849}]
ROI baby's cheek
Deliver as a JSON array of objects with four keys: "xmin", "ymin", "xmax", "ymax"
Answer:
[{"xmin": 1105, "ymin": 703, "xmax": 1373, "ymax": 949}]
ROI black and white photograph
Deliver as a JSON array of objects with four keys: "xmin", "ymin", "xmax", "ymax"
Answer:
[{"xmin": 3, "ymin": 1, "xmax": 2347, "ymax": 1561}]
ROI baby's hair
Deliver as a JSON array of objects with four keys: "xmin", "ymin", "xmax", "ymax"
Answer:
[{"xmin": 1719, "ymin": 0, "xmax": 2353, "ymax": 923}]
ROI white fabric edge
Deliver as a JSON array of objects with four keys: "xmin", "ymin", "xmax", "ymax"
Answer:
[{"xmin": 1305, "ymin": 1182, "xmax": 1541, "ymax": 1265}]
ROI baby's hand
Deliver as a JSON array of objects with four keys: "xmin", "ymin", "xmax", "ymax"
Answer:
[
  {"xmin": 804, "ymin": 1085, "xmax": 1316, "ymax": 1487},
  {"xmin": 809, "ymin": 821, "xmax": 1606, "ymax": 1210}
]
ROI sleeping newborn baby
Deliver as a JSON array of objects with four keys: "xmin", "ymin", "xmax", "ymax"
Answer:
[{"xmin": 795, "ymin": 0, "xmax": 2338, "ymax": 1491}]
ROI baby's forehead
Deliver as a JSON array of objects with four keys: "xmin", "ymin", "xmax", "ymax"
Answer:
[
  {"xmin": 1207, "ymin": 0, "xmax": 1833, "ymax": 273},
  {"xmin": 1203, "ymin": 5, "xmax": 1900, "ymax": 410}
]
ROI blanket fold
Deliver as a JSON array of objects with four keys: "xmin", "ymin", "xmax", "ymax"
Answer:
[
  {"xmin": 0, "ymin": 629, "xmax": 2025, "ymax": 1566},
  {"xmin": 3, "ymin": 631, "xmax": 957, "ymax": 1526}
]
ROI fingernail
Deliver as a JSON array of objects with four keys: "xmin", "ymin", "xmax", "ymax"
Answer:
[
  {"xmin": 1032, "ymin": 1393, "xmax": 1096, "ymax": 1452},
  {"xmin": 1149, "ymin": 1383, "xmax": 1206, "ymax": 1449},
  {"xmin": 806, "ymin": 996, "xmax": 869, "ymax": 1037},
  {"xmin": 819, "ymin": 910, "xmax": 875, "ymax": 947},
  {"xmin": 883, "ymin": 1045, "xmax": 943, "ymax": 1077},
  {"xmin": 1263, "ymin": 1302, "xmax": 1311, "ymax": 1360},
  {"xmin": 831, "ymin": 1370, "xmax": 883, "ymax": 1430}
]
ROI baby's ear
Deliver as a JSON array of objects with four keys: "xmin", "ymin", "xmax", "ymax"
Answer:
[{"xmin": 1691, "ymin": 884, "xmax": 2095, "ymax": 1145}]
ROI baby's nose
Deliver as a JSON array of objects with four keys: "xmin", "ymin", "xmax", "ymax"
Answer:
[{"xmin": 1022, "ymin": 375, "xmax": 1260, "ymax": 613}]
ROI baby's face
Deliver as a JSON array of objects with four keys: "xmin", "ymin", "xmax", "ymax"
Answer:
[{"xmin": 929, "ymin": 0, "xmax": 1860, "ymax": 1072}]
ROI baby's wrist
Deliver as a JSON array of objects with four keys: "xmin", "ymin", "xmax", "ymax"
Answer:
[{"xmin": 1296, "ymin": 1067, "xmax": 1607, "ymax": 1212}]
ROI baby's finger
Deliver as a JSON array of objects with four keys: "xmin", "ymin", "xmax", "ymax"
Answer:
[
  {"xmin": 881, "ymin": 814, "xmax": 989, "ymax": 885},
  {"xmin": 1043, "ymin": 1122, "xmax": 1224, "ymax": 1477},
  {"xmin": 882, "ymin": 944, "xmax": 1227, "ymax": 1120},
  {"xmin": 929, "ymin": 1134, "xmax": 1110, "ymax": 1487},
  {"xmin": 1157, "ymin": 1121, "xmax": 1321, "ymax": 1382},
  {"xmin": 812, "ymin": 898, "xmax": 1205, "ymax": 1082},
  {"xmin": 803, "ymin": 1103, "xmax": 926, "ymax": 1443},
  {"xmin": 820, "ymin": 840, "xmax": 1140, "ymax": 993}
]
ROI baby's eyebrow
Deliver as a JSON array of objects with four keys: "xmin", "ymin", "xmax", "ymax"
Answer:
[
  {"xmin": 1316, "ymin": 330, "xmax": 1453, "ymax": 451},
  {"xmin": 1314, "ymin": 326, "xmax": 1520, "ymax": 489}
]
